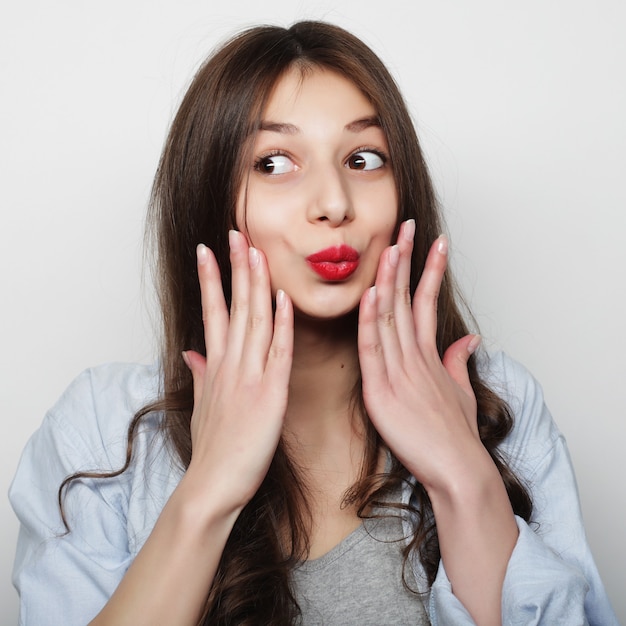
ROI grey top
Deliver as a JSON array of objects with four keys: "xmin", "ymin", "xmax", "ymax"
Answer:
[{"xmin": 292, "ymin": 510, "xmax": 430, "ymax": 625}]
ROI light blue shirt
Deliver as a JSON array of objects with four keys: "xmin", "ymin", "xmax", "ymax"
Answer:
[{"xmin": 9, "ymin": 352, "xmax": 618, "ymax": 625}]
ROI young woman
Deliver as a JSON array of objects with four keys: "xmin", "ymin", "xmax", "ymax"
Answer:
[{"xmin": 10, "ymin": 21, "xmax": 617, "ymax": 626}]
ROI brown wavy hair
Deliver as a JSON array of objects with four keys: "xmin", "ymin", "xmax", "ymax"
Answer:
[{"xmin": 60, "ymin": 21, "xmax": 532, "ymax": 625}]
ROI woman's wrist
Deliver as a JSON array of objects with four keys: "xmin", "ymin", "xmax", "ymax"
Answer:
[{"xmin": 171, "ymin": 468, "xmax": 247, "ymax": 534}]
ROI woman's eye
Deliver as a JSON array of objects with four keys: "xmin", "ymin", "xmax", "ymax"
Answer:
[
  {"xmin": 346, "ymin": 151, "xmax": 386, "ymax": 171},
  {"xmin": 255, "ymin": 154, "xmax": 296, "ymax": 175}
]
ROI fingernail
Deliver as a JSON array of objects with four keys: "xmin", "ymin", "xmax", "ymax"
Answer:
[
  {"xmin": 389, "ymin": 245, "xmax": 400, "ymax": 267},
  {"xmin": 437, "ymin": 235, "xmax": 448, "ymax": 255},
  {"xmin": 368, "ymin": 285, "xmax": 377, "ymax": 304},
  {"xmin": 228, "ymin": 229, "xmax": 238, "ymax": 249},
  {"xmin": 467, "ymin": 334, "xmax": 482, "ymax": 354},
  {"xmin": 181, "ymin": 351, "xmax": 191, "ymax": 368},
  {"xmin": 276, "ymin": 289, "xmax": 286, "ymax": 309},
  {"xmin": 403, "ymin": 219, "xmax": 416, "ymax": 241},
  {"xmin": 248, "ymin": 247, "xmax": 260, "ymax": 269},
  {"xmin": 196, "ymin": 243, "xmax": 209, "ymax": 265}
]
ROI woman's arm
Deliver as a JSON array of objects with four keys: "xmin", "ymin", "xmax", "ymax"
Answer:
[
  {"xmin": 426, "ymin": 354, "xmax": 619, "ymax": 625},
  {"xmin": 358, "ymin": 219, "xmax": 517, "ymax": 626},
  {"xmin": 11, "ymin": 231, "xmax": 293, "ymax": 626},
  {"xmin": 90, "ymin": 232, "xmax": 293, "ymax": 625},
  {"xmin": 89, "ymin": 476, "xmax": 239, "ymax": 625},
  {"xmin": 359, "ymin": 222, "xmax": 618, "ymax": 625}
]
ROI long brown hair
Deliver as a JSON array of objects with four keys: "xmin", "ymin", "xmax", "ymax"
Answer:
[{"xmin": 61, "ymin": 21, "xmax": 532, "ymax": 625}]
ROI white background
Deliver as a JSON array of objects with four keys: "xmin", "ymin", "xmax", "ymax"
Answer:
[{"xmin": 1, "ymin": 0, "xmax": 624, "ymax": 622}]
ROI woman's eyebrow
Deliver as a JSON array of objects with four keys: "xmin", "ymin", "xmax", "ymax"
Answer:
[
  {"xmin": 258, "ymin": 121, "xmax": 299, "ymax": 134},
  {"xmin": 345, "ymin": 116, "xmax": 381, "ymax": 132},
  {"xmin": 257, "ymin": 116, "xmax": 380, "ymax": 135}
]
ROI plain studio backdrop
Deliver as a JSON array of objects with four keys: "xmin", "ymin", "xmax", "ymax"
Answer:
[{"xmin": 1, "ymin": 1, "xmax": 624, "ymax": 622}]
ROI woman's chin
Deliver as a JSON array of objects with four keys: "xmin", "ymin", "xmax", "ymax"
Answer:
[{"xmin": 292, "ymin": 303, "xmax": 360, "ymax": 327}]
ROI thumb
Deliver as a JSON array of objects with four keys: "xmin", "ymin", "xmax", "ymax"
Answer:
[
  {"xmin": 441, "ymin": 334, "xmax": 481, "ymax": 398},
  {"xmin": 182, "ymin": 350, "xmax": 207, "ymax": 407}
]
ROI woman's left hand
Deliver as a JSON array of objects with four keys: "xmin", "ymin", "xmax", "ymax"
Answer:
[
  {"xmin": 359, "ymin": 220, "xmax": 519, "ymax": 626},
  {"xmin": 357, "ymin": 219, "xmax": 484, "ymax": 493}
]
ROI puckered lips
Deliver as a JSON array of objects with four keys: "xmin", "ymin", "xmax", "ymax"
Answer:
[{"xmin": 306, "ymin": 245, "xmax": 360, "ymax": 281}]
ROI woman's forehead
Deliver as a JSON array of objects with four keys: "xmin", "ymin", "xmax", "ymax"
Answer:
[{"xmin": 256, "ymin": 68, "xmax": 380, "ymax": 145}]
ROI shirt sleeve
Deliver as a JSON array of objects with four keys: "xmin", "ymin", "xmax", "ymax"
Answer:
[
  {"xmin": 427, "ymin": 352, "xmax": 618, "ymax": 625},
  {"xmin": 9, "ymin": 369, "xmax": 134, "ymax": 626}
]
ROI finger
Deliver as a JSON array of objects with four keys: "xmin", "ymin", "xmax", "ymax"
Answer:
[
  {"xmin": 242, "ymin": 246, "xmax": 275, "ymax": 375},
  {"xmin": 197, "ymin": 244, "xmax": 229, "ymax": 367},
  {"xmin": 264, "ymin": 288, "xmax": 294, "ymax": 387},
  {"xmin": 182, "ymin": 350, "xmax": 207, "ymax": 408},
  {"xmin": 413, "ymin": 235, "xmax": 448, "ymax": 353},
  {"xmin": 226, "ymin": 229, "xmax": 251, "ymax": 362},
  {"xmin": 392, "ymin": 219, "xmax": 418, "ymax": 348},
  {"xmin": 371, "ymin": 245, "xmax": 404, "ymax": 371},
  {"xmin": 357, "ymin": 285, "xmax": 388, "ymax": 396},
  {"xmin": 441, "ymin": 334, "xmax": 481, "ymax": 399}
]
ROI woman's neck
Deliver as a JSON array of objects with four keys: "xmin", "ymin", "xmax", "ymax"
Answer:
[
  {"xmin": 282, "ymin": 311, "xmax": 383, "ymax": 557},
  {"xmin": 283, "ymin": 311, "xmax": 363, "ymax": 460}
]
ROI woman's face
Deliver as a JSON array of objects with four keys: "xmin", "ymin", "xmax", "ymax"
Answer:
[{"xmin": 236, "ymin": 66, "xmax": 397, "ymax": 320}]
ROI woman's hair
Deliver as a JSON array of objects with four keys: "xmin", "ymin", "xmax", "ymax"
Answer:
[{"xmin": 61, "ymin": 20, "xmax": 532, "ymax": 625}]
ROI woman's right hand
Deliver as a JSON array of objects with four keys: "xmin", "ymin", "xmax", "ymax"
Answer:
[
  {"xmin": 88, "ymin": 230, "xmax": 292, "ymax": 626},
  {"xmin": 182, "ymin": 229, "xmax": 294, "ymax": 514}
]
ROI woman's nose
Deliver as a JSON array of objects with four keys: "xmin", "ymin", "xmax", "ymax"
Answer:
[{"xmin": 306, "ymin": 164, "xmax": 354, "ymax": 226}]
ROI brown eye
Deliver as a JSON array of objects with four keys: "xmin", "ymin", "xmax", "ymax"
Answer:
[
  {"xmin": 346, "ymin": 151, "xmax": 385, "ymax": 171},
  {"xmin": 255, "ymin": 154, "xmax": 295, "ymax": 175}
]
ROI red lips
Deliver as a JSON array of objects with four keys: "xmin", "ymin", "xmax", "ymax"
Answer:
[{"xmin": 306, "ymin": 245, "xmax": 360, "ymax": 281}]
